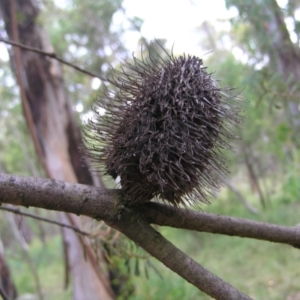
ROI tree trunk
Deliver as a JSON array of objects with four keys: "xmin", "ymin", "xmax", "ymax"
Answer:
[
  {"xmin": 254, "ymin": 0, "xmax": 300, "ymax": 128},
  {"xmin": 0, "ymin": 0, "xmax": 114, "ymax": 299},
  {"xmin": 227, "ymin": 0, "xmax": 300, "ymax": 129},
  {"xmin": 0, "ymin": 239, "xmax": 17, "ymax": 300}
]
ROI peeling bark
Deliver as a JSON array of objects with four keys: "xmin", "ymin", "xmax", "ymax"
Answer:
[{"xmin": 0, "ymin": 0, "xmax": 114, "ymax": 299}]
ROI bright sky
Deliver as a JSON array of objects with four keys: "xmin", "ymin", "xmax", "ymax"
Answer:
[
  {"xmin": 96, "ymin": 0, "xmax": 237, "ymax": 91},
  {"xmin": 0, "ymin": 0, "xmax": 292, "ymax": 62},
  {"xmin": 0, "ymin": 0, "xmax": 234, "ymax": 62},
  {"xmin": 120, "ymin": 0, "xmax": 236, "ymax": 55}
]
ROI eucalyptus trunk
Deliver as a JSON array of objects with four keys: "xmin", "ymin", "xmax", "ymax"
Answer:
[
  {"xmin": 227, "ymin": 0, "xmax": 300, "ymax": 131},
  {"xmin": 0, "ymin": 0, "xmax": 114, "ymax": 299}
]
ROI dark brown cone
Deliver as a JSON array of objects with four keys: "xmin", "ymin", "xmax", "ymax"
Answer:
[{"xmin": 85, "ymin": 41, "xmax": 242, "ymax": 207}]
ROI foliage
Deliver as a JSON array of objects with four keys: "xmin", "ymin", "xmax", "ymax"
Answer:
[
  {"xmin": 8, "ymin": 236, "xmax": 72, "ymax": 300},
  {"xmin": 1, "ymin": 0, "xmax": 300, "ymax": 298},
  {"xmin": 40, "ymin": 0, "xmax": 129, "ymax": 118}
]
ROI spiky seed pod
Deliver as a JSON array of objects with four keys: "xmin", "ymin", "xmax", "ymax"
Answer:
[{"xmin": 85, "ymin": 42, "xmax": 242, "ymax": 207}]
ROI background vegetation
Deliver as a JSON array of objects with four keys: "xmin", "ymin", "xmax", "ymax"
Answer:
[{"xmin": 1, "ymin": 0, "xmax": 300, "ymax": 299}]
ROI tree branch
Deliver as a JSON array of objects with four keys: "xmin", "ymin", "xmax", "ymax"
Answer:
[
  {"xmin": 143, "ymin": 202, "xmax": 300, "ymax": 248},
  {"xmin": 221, "ymin": 178, "xmax": 259, "ymax": 214},
  {"xmin": 1, "ymin": 173, "xmax": 300, "ymax": 298},
  {"xmin": 0, "ymin": 173, "xmax": 119, "ymax": 219},
  {"xmin": 0, "ymin": 174, "xmax": 253, "ymax": 298},
  {"xmin": 1, "ymin": 174, "xmax": 299, "ymax": 247},
  {"xmin": 109, "ymin": 207, "xmax": 251, "ymax": 299},
  {"xmin": 0, "ymin": 38, "xmax": 108, "ymax": 82}
]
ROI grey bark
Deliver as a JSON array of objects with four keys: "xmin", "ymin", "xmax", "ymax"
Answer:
[
  {"xmin": 1, "ymin": 173, "xmax": 300, "ymax": 298},
  {"xmin": 1, "ymin": 174, "xmax": 300, "ymax": 248},
  {"xmin": 0, "ymin": 173, "xmax": 258, "ymax": 299}
]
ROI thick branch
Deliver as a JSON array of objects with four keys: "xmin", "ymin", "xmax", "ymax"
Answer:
[
  {"xmin": 0, "ymin": 173, "xmax": 253, "ymax": 299},
  {"xmin": 0, "ymin": 173, "xmax": 119, "ymax": 220},
  {"xmin": 1, "ymin": 173, "xmax": 300, "ymax": 248}
]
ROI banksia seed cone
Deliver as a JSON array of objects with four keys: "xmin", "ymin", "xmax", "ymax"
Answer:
[{"xmin": 86, "ymin": 42, "xmax": 242, "ymax": 207}]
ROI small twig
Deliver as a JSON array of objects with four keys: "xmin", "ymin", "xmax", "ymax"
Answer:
[
  {"xmin": 0, "ymin": 286, "xmax": 10, "ymax": 300},
  {"xmin": 0, "ymin": 206, "xmax": 90, "ymax": 236},
  {"xmin": 262, "ymin": 84, "xmax": 300, "ymax": 100},
  {"xmin": 222, "ymin": 178, "xmax": 259, "ymax": 214},
  {"xmin": 0, "ymin": 38, "xmax": 108, "ymax": 82}
]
